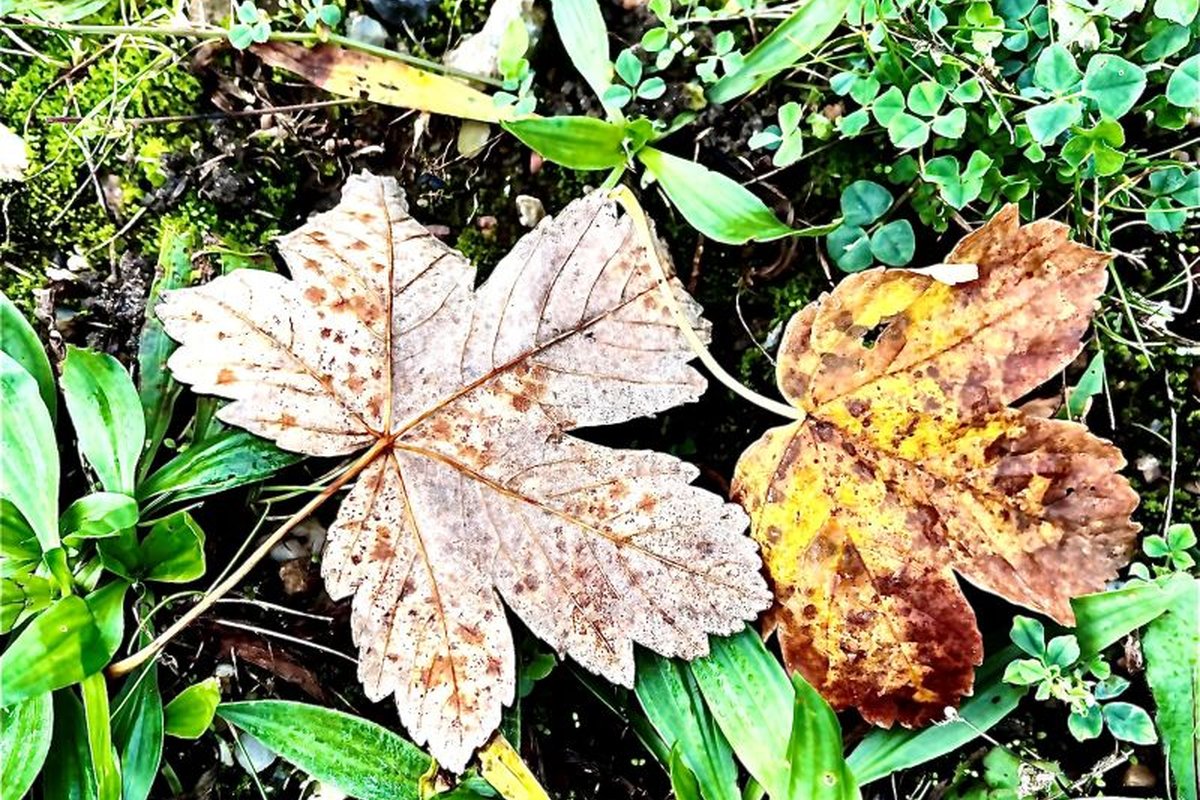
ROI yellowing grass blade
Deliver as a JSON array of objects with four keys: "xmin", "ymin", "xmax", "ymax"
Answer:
[
  {"xmin": 476, "ymin": 734, "xmax": 550, "ymax": 800},
  {"xmin": 253, "ymin": 42, "xmax": 511, "ymax": 123}
]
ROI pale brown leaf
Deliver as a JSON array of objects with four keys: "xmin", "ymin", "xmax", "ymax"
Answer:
[{"xmin": 159, "ymin": 173, "xmax": 769, "ymax": 770}]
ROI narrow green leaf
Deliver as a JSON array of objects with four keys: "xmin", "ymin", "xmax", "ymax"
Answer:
[
  {"xmin": 2, "ymin": 0, "xmax": 112, "ymax": 21},
  {"xmin": 785, "ymin": 676, "xmax": 859, "ymax": 799},
  {"xmin": 635, "ymin": 652, "xmax": 739, "ymax": 800},
  {"xmin": 61, "ymin": 347, "xmax": 144, "ymax": 495},
  {"xmin": 503, "ymin": 116, "xmax": 628, "ymax": 170},
  {"xmin": 163, "ymin": 678, "xmax": 220, "ymax": 739},
  {"xmin": 0, "ymin": 351, "xmax": 60, "ymax": 555},
  {"xmin": 0, "ymin": 291, "xmax": 56, "ymax": 420},
  {"xmin": 669, "ymin": 748, "xmax": 704, "ymax": 800},
  {"xmin": 1061, "ymin": 351, "xmax": 1104, "ymax": 419},
  {"xmin": 43, "ymin": 689, "xmax": 98, "ymax": 800},
  {"xmin": 137, "ymin": 429, "xmax": 301, "ymax": 504},
  {"xmin": 218, "ymin": 700, "xmax": 433, "ymax": 800},
  {"xmin": 690, "ymin": 628, "xmax": 794, "ymax": 797},
  {"xmin": 551, "ymin": 0, "xmax": 614, "ymax": 112},
  {"xmin": 111, "ymin": 637, "xmax": 164, "ymax": 800},
  {"xmin": 638, "ymin": 148, "xmax": 793, "ymax": 244},
  {"xmin": 1143, "ymin": 575, "xmax": 1198, "ymax": 800},
  {"xmin": 138, "ymin": 224, "xmax": 194, "ymax": 476},
  {"xmin": 81, "ymin": 672, "xmax": 121, "ymax": 800},
  {"xmin": 847, "ymin": 647, "xmax": 1025, "ymax": 784},
  {"xmin": 1073, "ymin": 574, "xmax": 1188, "ymax": 656},
  {"xmin": 708, "ymin": 0, "xmax": 851, "ymax": 103},
  {"xmin": 0, "ymin": 693, "xmax": 53, "ymax": 799}
]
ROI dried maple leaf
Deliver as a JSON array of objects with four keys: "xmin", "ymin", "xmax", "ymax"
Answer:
[
  {"xmin": 733, "ymin": 206, "xmax": 1139, "ymax": 727},
  {"xmin": 158, "ymin": 172, "xmax": 769, "ymax": 770}
]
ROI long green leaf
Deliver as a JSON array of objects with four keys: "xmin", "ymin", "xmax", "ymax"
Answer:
[
  {"xmin": 0, "ymin": 351, "xmax": 60, "ymax": 554},
  {"xmin": 1143, "ymin": 574, "xmax": 1198, "ymax": 800},
  {"xmin": 551, "ymin": 0, "xmax": 615, "ymax": 114},
  {"xmin": 503, "ymin": 116, "xmax": 628, "ymax": 171},
  {"xmin": 111, "ymin": 634, "xmax": 163, "ymax": 800},
  {"xmin": 0, "ymin": 692, "xmax": 53, "ymax": 799},
  {"xmin": 218, "ymin": 700, "xmax": 432, "ymax": 800},
  {"xmin": 846, "ymin": 646, "xmax": 1024, "ymax": 784},
  {"xmin": 708, "ymin": 0, "xmax": 851, "ymax": 103},
  {"xmin": 0, "ymin": 290, "xmax": 56, "ymax": 420},
  {"xmin": 138, "ymin": 224, "xmax": 194, "ymax": 476},
  {"xmin": 61, "ymin": 493, "xmax": 139, "ymax": 545},
  {"xmin": 0, "ymin": 582, "xmax": 127, "ymax": 707},
  {"xmin": 690, "ymin": 628, "xmax": 794, "ymax": 797},
  {"xmin": 137, "ymin": 429, "xmax": 302, "ymax": 503},
  {"xmin": 81, "ymin": 672, "xmax": 121, "ymax": 800},
  {"xmin": 635, "ymin": 651, "xmax": 740, "ymax": 800},
  {"xmin": 61, "ymin": 347, "xmax": 144, "ymax": 495},
  {"xmin": 43, "ymin": 689, "xmax": 98, "ymax": 800},
  {"xmin": 638, "ymin": 148, "xmax": 793, "ymax": 244},
  {"xmin": 0, "ymin": 0, "xmax": 113, "ymax": 21},
  {"xmin": 785, "ymin": 676, "xmax": 859, "ymax": 800},
  {"xmin": 1073, "ymin": 575, "xmax": 1188, "ymax": 656}
]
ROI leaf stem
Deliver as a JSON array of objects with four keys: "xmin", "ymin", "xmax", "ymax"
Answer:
[
  {"xmin": 107, "ymin": 436, "xmax": 392, "ymax": 678},
  {"xmin": 610, "ymin": 184, "xmax": 803, "ymax": 421}
]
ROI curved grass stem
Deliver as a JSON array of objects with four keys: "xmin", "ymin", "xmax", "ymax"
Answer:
[
  {"xmin": 610, "ymin": 184, "xmax": 804, "ymax": 422},
  {"xmin": 107, "ymin": 437, "xmax": 392, "ymax": 678}
]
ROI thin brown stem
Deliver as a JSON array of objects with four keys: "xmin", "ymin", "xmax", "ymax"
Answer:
[{"xmin": 107, "ymin": 437, "xmax": 392, "ymax": 677}]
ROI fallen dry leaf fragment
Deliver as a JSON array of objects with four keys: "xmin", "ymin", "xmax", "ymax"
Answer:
[
  {"xmin": 733, "ymin": 206, "xmax": 1138, "ymax": 727},
  {"xmin": 158, "ymin": 172, "xmax": 769, "ymax": 770},
  {"xmin": 253, "ymin": 42, "xmax": 511, "ymax": 123}
]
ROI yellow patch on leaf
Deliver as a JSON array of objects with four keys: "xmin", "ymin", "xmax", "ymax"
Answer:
[{"xmin": 733, "ymin": 206, "xmax": 1139, "ymax": 727}]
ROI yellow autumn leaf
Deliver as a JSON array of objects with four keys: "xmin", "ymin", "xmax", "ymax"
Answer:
[
  {"xmin": 253, "ymin": 42, "xmax": 513, "ymax": 123},
  {"xmin": 733, "ymin": 206, "xmax": 1139, "ymax": 727}
]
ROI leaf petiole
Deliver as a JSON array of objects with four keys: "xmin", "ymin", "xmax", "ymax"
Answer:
[{"xmin": 610, "ymin": 184, "xmax": 804, "ymax": 421}]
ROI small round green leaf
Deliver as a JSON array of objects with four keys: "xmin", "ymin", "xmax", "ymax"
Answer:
[
  {"xmin": 869, "ymin": 220, "xmax": 915, "ymax": 266},
  {"xmin": 906, "ymin": 81, "xmax": 947, "ymax": 116},
  {"xmin": 1067, "ymin": 704, "xmax": 1104, "ymax": 740},
  {"xmin": 1033, "ymin": 44, "xmax": 1081, "ymax": 93},
  {"xmin": 887, "ymin": 112, "xmax": 931, "ymax": 149},
  {"xmin": 1082, "ymin": 55, "xmax": 1147, "ymax": 119},
  {"xmin": 871, "ymin": 86, "xmax": 905, "ymax": 125},
  {"xmin": 932, "ymin": 107, "xmax": 967, "ymax": 138},
  {"xmin": 1103, "ymin": 702, "xmax": 1158, "ymax": 745},
  {"xmin": 827, "ymin": 225, "xmax": 873, "ymax": 272},
  {"xmin": 164, "ymin": 678, "xmax": 221, "ymax": 739},
  {"xmin": 1166, "ymin": 54, "xmax": 1199, "ymax": 110},
  {"xmin": 1026, "ymin": 99, "xmax": 1082, "ymax": 143},
  {"xmin": 840, "ymin": 180, "xmax": 892, "ymax": 226}
]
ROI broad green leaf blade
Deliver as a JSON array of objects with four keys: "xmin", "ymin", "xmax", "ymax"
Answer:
[
  {"xmin": 0, "ymin": 692, "xmax": 53, "ymax": 799},
  {"xmin": 0, "ymin": 291, "xmax": 56, "ymax": 420},
  {"xmin": 139, "ymin": 223, "xmax": 194, "ymax": 475},
  {"xmin": 140, "ymin": 511, "xmax": 206, "ymax": 583},
  {"xmin": 163, "ymin": 678, "xmax": 220, "ymax": 739},
  {"xmin": 43, "ymin": 689, "xmax": 98, "ymax": 800},
  {"xmin": 503, "ymin": 117, "xmax": 628, "ymax": 171},
  {"xmin": 638, "ymin": 148, "xmax": 793, "ymax": 244},
  {"xmin": 670, "ymin": 747, "xmax": 704, "ymax": 800},
  {"xmin": 690, "ymin": 628, "xmax": 794, "ymax": 797},
  {"xmin": 111, "ymin": 642, "xmax": 164, "ymax": 800},
  {"xmin": 81, "ymin": 672, "xmax": 121, "ymax": 800},
  {"xmin": 635, "ymin": 651, "xmax": 740, "ymax": 800},
  {"xmin": 708, "ymin": 0, "xmax": 851, "ymax": 103},
  {"xmin": 785, "ymin": 676, "xmax": 859, "ymax": 800},
  {"xmin": 846, "ymin": 647, "xmax": 1024, "ymax": 784},
  {"xmin": 0, "ymin": 351, "xmax": 60, "ymax": 553},
  {"xmin": 1143, "ymin": 574, "xmax": 1198, "ymax": 800},
  {"xmin": 137, "ymin": 429, "xmax": 302, "ymax": 504},
  {"xmin": 61, "ymin": 493, "xmax": 139, "ymax": 545},
  {"xmin": 1081, "ymin": 54, "xmax": 1146, "ymax": 119},
  {"xmin": 61, "ymin": 347, "xmax": 144, "ymax": 495},
  {"xmin": 1073, "ymin": 575, "xmax": 1188, "ymax": 656},
  {"xmin": 551, "ymin": 0, "xmax": 614, "ymax": 113},
  {"xmin": 0, "ymin": 582, "xmax": 127, "ymax": 707},
  {"xmin": 217, "ymin": 700, "xmax": 433, "ymax": 800}
]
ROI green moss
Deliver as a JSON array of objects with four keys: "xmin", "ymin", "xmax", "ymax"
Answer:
[{"xmin": 0, "ymin": 25, "xmax": 300, "ymax": 312}]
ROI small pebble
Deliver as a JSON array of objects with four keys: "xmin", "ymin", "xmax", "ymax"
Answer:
[{"xmin": 516, "ymin": 194, "xmax": 545, "ymax": 227}]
